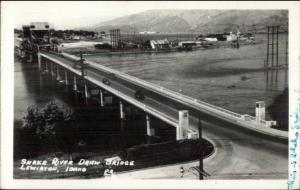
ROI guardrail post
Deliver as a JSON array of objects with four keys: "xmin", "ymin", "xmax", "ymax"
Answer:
[
  {"xmin": 177, "ymin": 110, "xmax": 189, "ymax": 140},
  {"xmin": 99, "ymin": 89, "xmax": 104, "ymax": 107},
  {"xmin": 56, "ymin": 65, "xmax": 61, "ymax": 81},
  {"xmin": 64, "ymin": 70, "xmax": 68, "ymax": 85},
  {"xmin": 120, "ymin": 100, "xmax": 125, "ymax": 119},
  {"xmin": 73, "ymin": 75, "xmax": 77, "ymax": 91},
  {"xmin": 146, "ymin": 114, "xmax": 155, "ymax": 136}
]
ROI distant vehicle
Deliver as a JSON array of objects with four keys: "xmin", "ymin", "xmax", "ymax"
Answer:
[
  {"xmin": 108, "ymin": 73, "xmax": 116, "ymax": 78},
  {"xmin": 102, "ymin": 78, "xmax": 111, "ymax": 85},
  {"xmin": 134, "ymin": 90, "xmax": 145, "ymax": 100}
]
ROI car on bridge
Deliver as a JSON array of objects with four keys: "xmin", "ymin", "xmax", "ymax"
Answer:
[
  {"xmin": 102, "ymin": 78, "xmax": 111, "ymax": 85},
  {"xmin": 108, "ymin": 73, "xmax": 116, "ymax": 78},
  {"xmin": 134, "ymin": 90, "xmax": 145, "ymax": 100}
]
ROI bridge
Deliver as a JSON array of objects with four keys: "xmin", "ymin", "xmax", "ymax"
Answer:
[
  {"xmin": 14, "ymin": 40, "xmax": 288, "ymax": 140},
  {"xmin": 15, "ymin": 40, "xmax": 289, "ymax": 179},
  {"xmin": 37, "ymin": 49, "xmax": 288, "ymax": 140}
]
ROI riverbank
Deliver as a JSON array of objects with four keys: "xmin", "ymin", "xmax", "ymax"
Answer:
[{"xmin": 59, "ymin": 37, "xmax": 262, "ymax": 56}]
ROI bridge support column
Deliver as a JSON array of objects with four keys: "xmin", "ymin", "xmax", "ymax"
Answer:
[
  {"xmin": 146, "ymin": 114, "xmax": 155, "ymax": 136},
  {"xmin": 119, "ymin": 100, "xmax": 125, "ymax": 120},
  {"xmin": 176, "ymin": 110, "xmax": 189, "ymax": 140},
  {"xmin": 45, "ymin": 60, "xmax": 48, "ymax": 73},
  {"xmin": 64, "ymin": 70, "xmax": 68, "ymax": 85},
  {"xmin": 84, "ymin": 81, "xmax": 89, "ymax": 99},
  {"xmin": 28, "ymin": 53, "xmax": 33, "ymax": 63},
  {"xmin": 50, "ymin": 62, "xmax": 54, "ymax": 77},
  {"xmin": 37, "ymin": 52, "xmax": 41, "ymax": 71},
  {"xmin": 56, "ymin": 65, "xmax": 61, "ymax": 81},
  {"xmin": 73, "ymin": 75, "xmax": 77, "ymax": 91},
  {"xmin": 99, "ymin": 89, "xmax": 104, "ymax": 107}
]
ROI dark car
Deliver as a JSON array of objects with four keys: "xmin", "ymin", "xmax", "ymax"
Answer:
[
  {"xmin": 108, "ymin": 73, "xmax": 116, "ymax": 78},
  {"xmin": 134, "ymin": 90, "xmax": 145, "ymax": 100},
  {"xmin": 102, "ymin": 78, "xmax": 111, "ymax": 85}
]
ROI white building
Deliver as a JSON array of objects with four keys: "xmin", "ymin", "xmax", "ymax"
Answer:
[
  {"xmin": 150, "ymin": 39, "xmax": 170, "ymax": 50},
  {"xmin": 139, "ymin": 31, "xmax": 158, "ymax": 34},
  {"xmin": 29, "ymin": 22, "xmax": 50, "ymax": 30}
]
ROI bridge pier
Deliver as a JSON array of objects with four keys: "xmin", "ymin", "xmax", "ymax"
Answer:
[
  {"xmin": 56, "ymin": 65, "xmax": 61, "ymax": 81},
  {"xmin": 37, "ymin": 52, "xmax": 41, "ymax": 71},
  {"xmin": 28, "ymin": 53, "xmax": 33, "ymax": 63},
  {"xmin": 146, "ymin": 114, "xmax": 155, "ymax": 136},
  {"xmin": 176, "ymin": 110, "xmax": 189, "ymax": 140},
  {"xmin": 64, "ymin": 70, "xmax": 68, "ymax": 85},
  {"xmin": 45, "ymin": 60, "xmax": 49, "ymax": 73},
  {"xmin": 84, "ymin": 81, "xmax": 89, "ymax": 99},
  {"xmin": 73, "ymin": 75, "xmax": 77, "ymax": 91},
  {"xmin": 99, "ymin": 89, "xmax": 104, "ymax": 107},
  {"xmin": 120, "ymin": 100, "xmax": 125, "ymax": 119},
  {"xmin": 50, "ymin": 62, "xmax": 55, "ymax": 77}
]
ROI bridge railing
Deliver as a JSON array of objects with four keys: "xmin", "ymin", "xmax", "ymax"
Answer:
[{"xmin": 47, "ymin": 51, "xmax": 276, "ymax": 128}]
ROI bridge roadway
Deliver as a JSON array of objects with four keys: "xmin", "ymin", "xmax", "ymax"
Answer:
[{"xmin": 40, "ymin": 51, "xmax": 288, "ymax": 179}]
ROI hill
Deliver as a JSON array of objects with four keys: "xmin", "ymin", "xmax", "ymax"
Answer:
[{"xmin": 88, "ymin": 9, "xmax": 288, "ymax": 34}]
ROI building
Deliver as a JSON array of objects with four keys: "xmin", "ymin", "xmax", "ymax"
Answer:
[
  {"xmin": 139, "ymin": 31, "xmax": 158, "ymax": 34},
  {"xmin": 178, "ymin": 41, "xmax": 197, "ymax": 48},
  {"xmin": 204, "ymin": 37, "xmax": 218, "ymax": 42},
  {"xmin": 226, "ymin": 32, "xmax": 238, "ymax": 41},
  {"xmin": 150, "ymin": 39, "xmax": 170, "ymax": 50},
  {"xmin": 23, "ymin": 22, "xmax": 51, "ymax": 44},
  {"xmin": 110, "ymin": 29, "xmax": 121, "ymax": 48}
]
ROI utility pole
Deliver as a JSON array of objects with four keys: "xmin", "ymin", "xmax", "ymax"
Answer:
[
  {"xmin": 276, "ymin": 26, "xmax": 279, "ymax": 67},
  {"xmin": 286, "ymin": 32, "xmax": 288, "ymax": 66},
  {"xmin": 198, "ymin": 118, "xmax": 204, "ymax": 180},
  {"xmin": 271, "ymin": 26, "xmax": 274, "ymax": 68},
  {"xmin": 266, "ymin": 26, "xmax": 280, "ymax": 68},
  {"xmin": 266, "ymin": 26, "xmax": 270, "ymax": 68},
  {"xmin": 80, "ymin": 51, "xmax": 86, "ymax": 78}
]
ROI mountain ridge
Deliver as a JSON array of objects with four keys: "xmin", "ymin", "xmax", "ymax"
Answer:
[{"xmin": 85, "ymin": 9, "xmax": 288, "ymax": 34}]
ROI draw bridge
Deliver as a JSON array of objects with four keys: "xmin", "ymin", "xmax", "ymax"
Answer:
[
  {"xmin": 18, "ymin": 43, "xmax": 288, "ymax": 140},
  {"xmin": 15, "ymin": 42, "xmax": 289, "ymax": 179}
]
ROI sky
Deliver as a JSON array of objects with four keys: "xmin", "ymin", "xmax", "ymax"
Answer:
[
  {"xmin": 2, "ymin": 1, "xmax": 295, "ymax": 30},
  {"xmin": 3, "ymin": 1, "xmax": 211, "ymax": 30}
]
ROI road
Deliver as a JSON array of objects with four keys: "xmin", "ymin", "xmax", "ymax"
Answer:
[{"xmin": 41, "ymin": 52, "xmax": 288, "ymax": 179}]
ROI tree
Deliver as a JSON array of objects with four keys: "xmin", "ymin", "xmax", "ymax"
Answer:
[{"xmin": 22, "ymin": 102, "xmax": 73, "ymax": 151}]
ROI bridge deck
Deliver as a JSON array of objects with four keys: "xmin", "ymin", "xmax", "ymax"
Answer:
[{"xmin": 40, "ymin": 51, "xmax": 288, "ymax": 140}]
